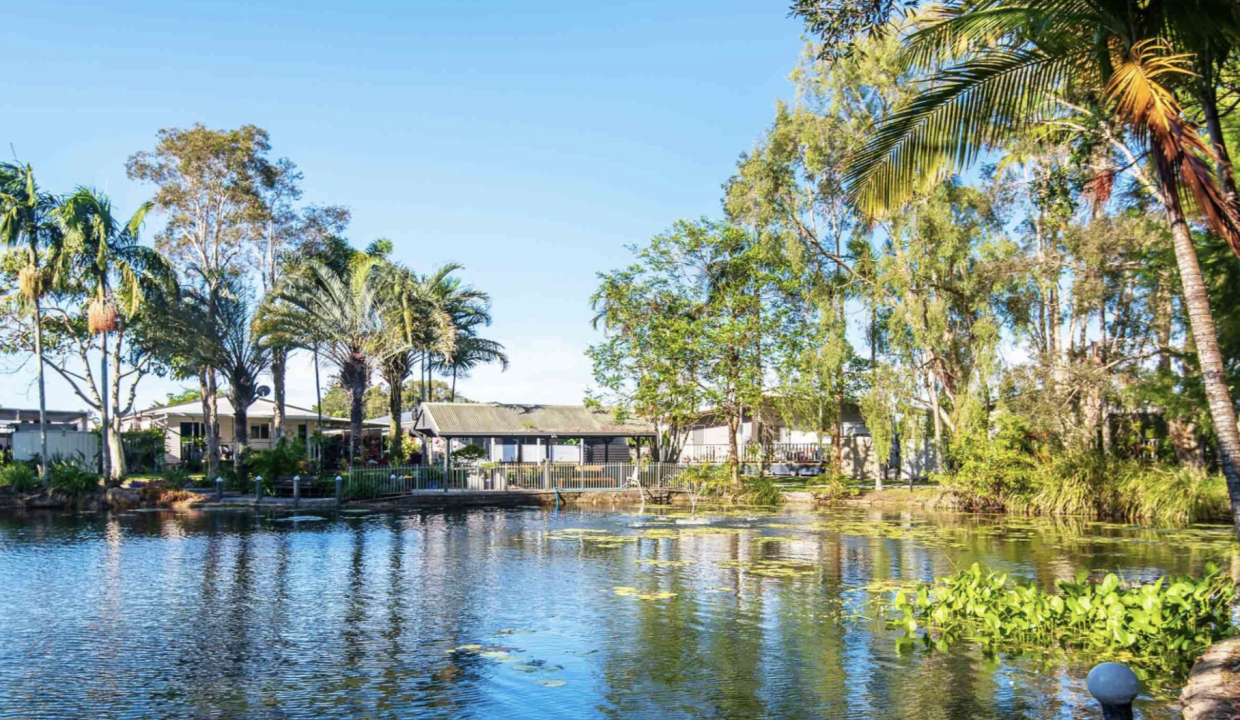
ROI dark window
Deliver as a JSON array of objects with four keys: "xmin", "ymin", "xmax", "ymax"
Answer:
[
  {"xmin": 250, "ymin": 424, "xmax": 270, "ymax": 440},
  {"xmin": 180, "ymin": 422, "xmax": 205, "ymax": 438},
  {"xmin": 297, "ymin": 424, "xmax": 308, "ymax": 440}
]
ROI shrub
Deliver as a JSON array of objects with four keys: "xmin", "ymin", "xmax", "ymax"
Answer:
[
  {"xmin": 248, "ymin": 439, "xmax": 308, "ymax": 483},
  {"xmin": 121, "ymin": 429, "xmax": 165, "ymax": 473},
  {"xmin": 47, "ymin": 462, "xmax": 100, "ymax": 495},
  {"xmin": 0, "ymin": 463, "xmax": 41, "ymax": 493},
  {"xmin": 893, "ymin": 562, "xmax": 1238, "ymax": 677},
  {"xmin": 451, "ymin": 444, "xmax": 487, "ymax": 463},
  {"xmin": 159, "ymin": 466, "xmax": 194, "ymax": 490},
  {"xmin": 812, "ymin": 472, "xmax": 859, "ymax": 500},
  {"xmin": 739, "ymin": 475, "xmax": 783, "ymax": 506}
]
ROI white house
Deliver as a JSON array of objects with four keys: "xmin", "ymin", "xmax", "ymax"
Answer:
[{"xmin": 121, "ymin": 398, "xmax": 380, "ymax": 467}]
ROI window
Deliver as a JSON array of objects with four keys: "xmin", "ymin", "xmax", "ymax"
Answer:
[
  {"xmin": 297, "ymin": 424, "xmax": 308, "ymax": 440},
  {"xmin": 250, "ymin": 424, "xmax": 270, "ymax": 440},
  {"xmin": 179, "ymin": 422, "xmax": 205, "ymax": 438}
]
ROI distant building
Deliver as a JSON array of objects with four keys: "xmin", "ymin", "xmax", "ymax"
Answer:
[
  {"xmin": 120, "ymin": 398, "xmax": 383, "ymax": 467},
  {"xmin": 396, "ymin": 402, "xmax": 657, "ymax": 465}
]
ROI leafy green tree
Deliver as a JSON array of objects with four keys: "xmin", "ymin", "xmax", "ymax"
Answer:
[
  {"xmin": 841, "ymin": 0, "xmax": 1240, "ymax": 535},
  {"xmin": 127, "ymin": 124, "xmax": 273, "ymax": 478},
  {"xmin": 247, "ymin": 155, "xmax": 350, "ymax": 441},
  {"xmin": 591, "ymin": 219, "xmax": 798, "ymax": 487}
]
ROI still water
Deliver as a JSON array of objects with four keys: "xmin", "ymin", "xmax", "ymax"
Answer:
[{"xmin": 0, "ymin": 505, "xmax": 1234, "ymax": 719}]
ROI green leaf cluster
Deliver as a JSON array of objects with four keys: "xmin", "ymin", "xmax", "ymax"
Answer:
[{"xmin": 894, "ymin": 562, "xmax": 1238, "ymax": 675}]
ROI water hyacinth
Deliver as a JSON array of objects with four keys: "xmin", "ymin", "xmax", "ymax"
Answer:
[{"xmin": 893, "ymin": 562, "xmax": 1238, "ymax": 676}]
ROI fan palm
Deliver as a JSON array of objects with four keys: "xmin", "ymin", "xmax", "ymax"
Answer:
[
  {"xmin": 845, "ymin": 0, "xmax": 1240, "ymax": 535},
  {"xmin": 259, "ymin": 257, "xmax": 408, "ymax": 462},
  {"xmin": 56, "ymin": 188, "xmax": 174, "ymax": 481},
  {"xmin": 0, "ymin": 163, "xmax": 64, "ymax": 485},
  {"xmin": 209, "ymin": 285, "xmax": 271, "ymax": 477}
]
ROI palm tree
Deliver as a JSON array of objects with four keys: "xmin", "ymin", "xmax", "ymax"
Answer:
[
  {"xmin": 56, "ymin": 188, "xmax": 173, "ymax": 482},
  {"xmin": 433, "ymin": 335, "xmax": 509, "ymax": 401},
  {"xmin": 259, "ymin": 257, "xmax": 407, "ymax": 463},
  {"xmin": 844, "ymin": 0, "xmax": 1240, "ymax": 535},
  {"xmin": 0, "ymin": 163, "xmax": 63, "ymax": 486},
  {"xmin": 376, "ymin": 263, "xmax": 463, "ymax": 460},
  {"xmin": 208, "ymin": 285, "xmax": 271, "ymax": 477}
]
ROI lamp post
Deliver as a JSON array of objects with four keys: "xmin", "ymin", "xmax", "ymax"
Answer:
[{"xmin": 1087, "ymin": 663, "xmax": 1139, "ymax": 720}]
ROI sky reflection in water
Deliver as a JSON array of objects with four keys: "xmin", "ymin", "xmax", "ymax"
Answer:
[{"xmin": 0, "ymin": 505, "xmax": 1233, "ymax": 719}]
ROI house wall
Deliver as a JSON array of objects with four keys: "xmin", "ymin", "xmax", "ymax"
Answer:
[
  {"xmin": 12, "ymin": 427, "xmax": 99, "ymax": 468},
  {"xmin": 160, "ymin": 414, "xmax": 340, "ymax": 466}
]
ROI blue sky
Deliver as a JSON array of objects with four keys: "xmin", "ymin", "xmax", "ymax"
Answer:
[{"xmin": 1, "ymin": 0, "xmax": 807, "ymax": 413}]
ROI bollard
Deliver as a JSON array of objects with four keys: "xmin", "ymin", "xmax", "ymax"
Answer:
[
  {"xmin": 293, "ymin": 474, "xmax": 300, "ymax": 510},
  {"xmin": 215, "ymin": 476, "xmax": 223, "ymax": 502},
  {"xmin": 1087, "ymin": 662, "xmax": 1139, "ymax": 720},
  {"xmin": 255, "ymin": 474, "xmax": 263, "ymax": 504},
  {"xmin": 335, "ymin": 475, "xmax": 343, "ymax": 508}
]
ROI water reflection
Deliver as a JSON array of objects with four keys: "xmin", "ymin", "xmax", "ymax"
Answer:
[{"xmin": 0, "ymin": 506, "xmax": 1232, "ymax": 719}]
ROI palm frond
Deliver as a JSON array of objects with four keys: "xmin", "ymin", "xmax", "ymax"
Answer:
[{"xmin": 846, "ymin": 46, "xmax": 1086, "ymax": 215}]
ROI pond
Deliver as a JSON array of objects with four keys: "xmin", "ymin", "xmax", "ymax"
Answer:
[{"xmin": 0, "ymin": 505, "xmax": 1234, "ymax": 719}]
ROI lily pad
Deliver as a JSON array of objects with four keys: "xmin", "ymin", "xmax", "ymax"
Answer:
[
  {"xmin": 538, "ymin": 679, "xmax": 567, "ymax": 688},
  {"xmin": 274, "ymin": 515, "xmax": 326, "ymax": 522}
]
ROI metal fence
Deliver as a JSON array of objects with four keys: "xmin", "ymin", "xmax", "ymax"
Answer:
[{"xmin": 345, "ymin": 462, "xmax": 693, "ymax": 500}]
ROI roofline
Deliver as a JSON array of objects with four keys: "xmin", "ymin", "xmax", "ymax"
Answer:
[{"xmin": 426, "ymin": 431, "xmax": 657, "ymax": 437}]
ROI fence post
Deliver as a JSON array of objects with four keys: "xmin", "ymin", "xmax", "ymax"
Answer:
[
  {"xmin": 293, "ymin": 475, "xmax": 300, "ymax": 509},
  {"xmin": 215, "ymin": 476, "xmax": 223, "ymax": 502},
  {"xmin": 335, "ymin": 474, "xmax": 343, "ymax": 508},
  {"xmin": 1086, "ymin": 663, "xmax": 1138, "ymax": 720},
  {"xmin": 254, "ymin": 475, "xmax": 263, "ymax": 504},
  {"xmin": 543, "ymin": 457, "xmax": 550, "ymax": 490}
]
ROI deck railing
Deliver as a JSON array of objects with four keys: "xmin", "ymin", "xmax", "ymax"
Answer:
[
  {"xmin": 345, "ymin": 462, "xmax": 693, "ymax": 500},
  {"xmin": 678, "ymin": 442, "xmax": 835, "ymax": 464}
]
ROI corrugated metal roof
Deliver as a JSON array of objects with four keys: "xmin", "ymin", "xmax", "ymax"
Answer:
[{"xmin": 421, "ymin": 403, "xmax": 654, "ymax": 436}]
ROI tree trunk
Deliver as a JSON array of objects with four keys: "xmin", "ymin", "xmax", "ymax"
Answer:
[
  {"xmin": 272, "ymin": 347, "xmax": 287, "ymax": 442},
  {"xmin": 350, "ymin": 372, "xmax": 365, "ymax": 466},
  {"xmin": 201, "ymin": 368, "xmax": 221, "ymax": 479},
  {"xmin": 314, "ymin": 344, "xmax": 323, "ymax": 433},
  {"xmin": 451, "ymin": 369, "xmax": 457, "ymax": 402},
  {"xmin": 727, "ymin": 410, "xmax": 741, "ymax": 492},
  {"xmin": 233, "ymin": 400, "xmax": 248, "ymax": 479},
  {"xmin": 1163, "ymin": 179, "xmax": 1240, "ymax": 537},
  {"xmin": 100, "ymin": 330, "xmax": 111, "ymax": 482},
  {"xmin": 388, "ymin": 377, "xmax": 403, "ymax": 462},
  {"xmin": 32, "ymin": 295, "xmax": 48, "ymax": 486}
]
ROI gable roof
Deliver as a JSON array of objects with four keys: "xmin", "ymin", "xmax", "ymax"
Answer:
[
  {"xmin": 415, "ymin": 403, "xmax": 654, "ymax": 437},
  {"xmin": 126, "ymin": 397, "xmax": 381, "ymax": 425}
]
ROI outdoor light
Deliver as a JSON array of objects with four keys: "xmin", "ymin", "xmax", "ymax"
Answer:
[{"xmin": 1087, "ymin": 663, "xmax": 1139, "ymax": 720}]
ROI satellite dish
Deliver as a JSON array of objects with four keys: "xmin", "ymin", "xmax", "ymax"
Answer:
[{"xmin": 257, "ymin": 385, "xmax": 272, "ymax": 398}]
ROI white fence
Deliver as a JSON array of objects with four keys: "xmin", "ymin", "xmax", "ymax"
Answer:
[{"xmin": 12, "ymin": 429, "xmax": 99, "ymax": 469}]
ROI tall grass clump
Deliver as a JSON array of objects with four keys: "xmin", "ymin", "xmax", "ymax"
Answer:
[{"xmin": 940, "ymin": 446, "xmax": 1230, "ymax": 524}]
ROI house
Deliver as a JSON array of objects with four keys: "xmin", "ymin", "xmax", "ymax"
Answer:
[
  {"xmin": 0, "ymin": 407, "xmax": 94, "ymax": 463},
  {"xmin": 401, "ymin": 402, "xmax": 657, "ymax": 465},
  {"xmin": 681, "ymin": 399, "xmax": 936, "ymax": 480},
  {"xmin": 121, "ymin": 398, "xmax": 383, "ymax": 468}
]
